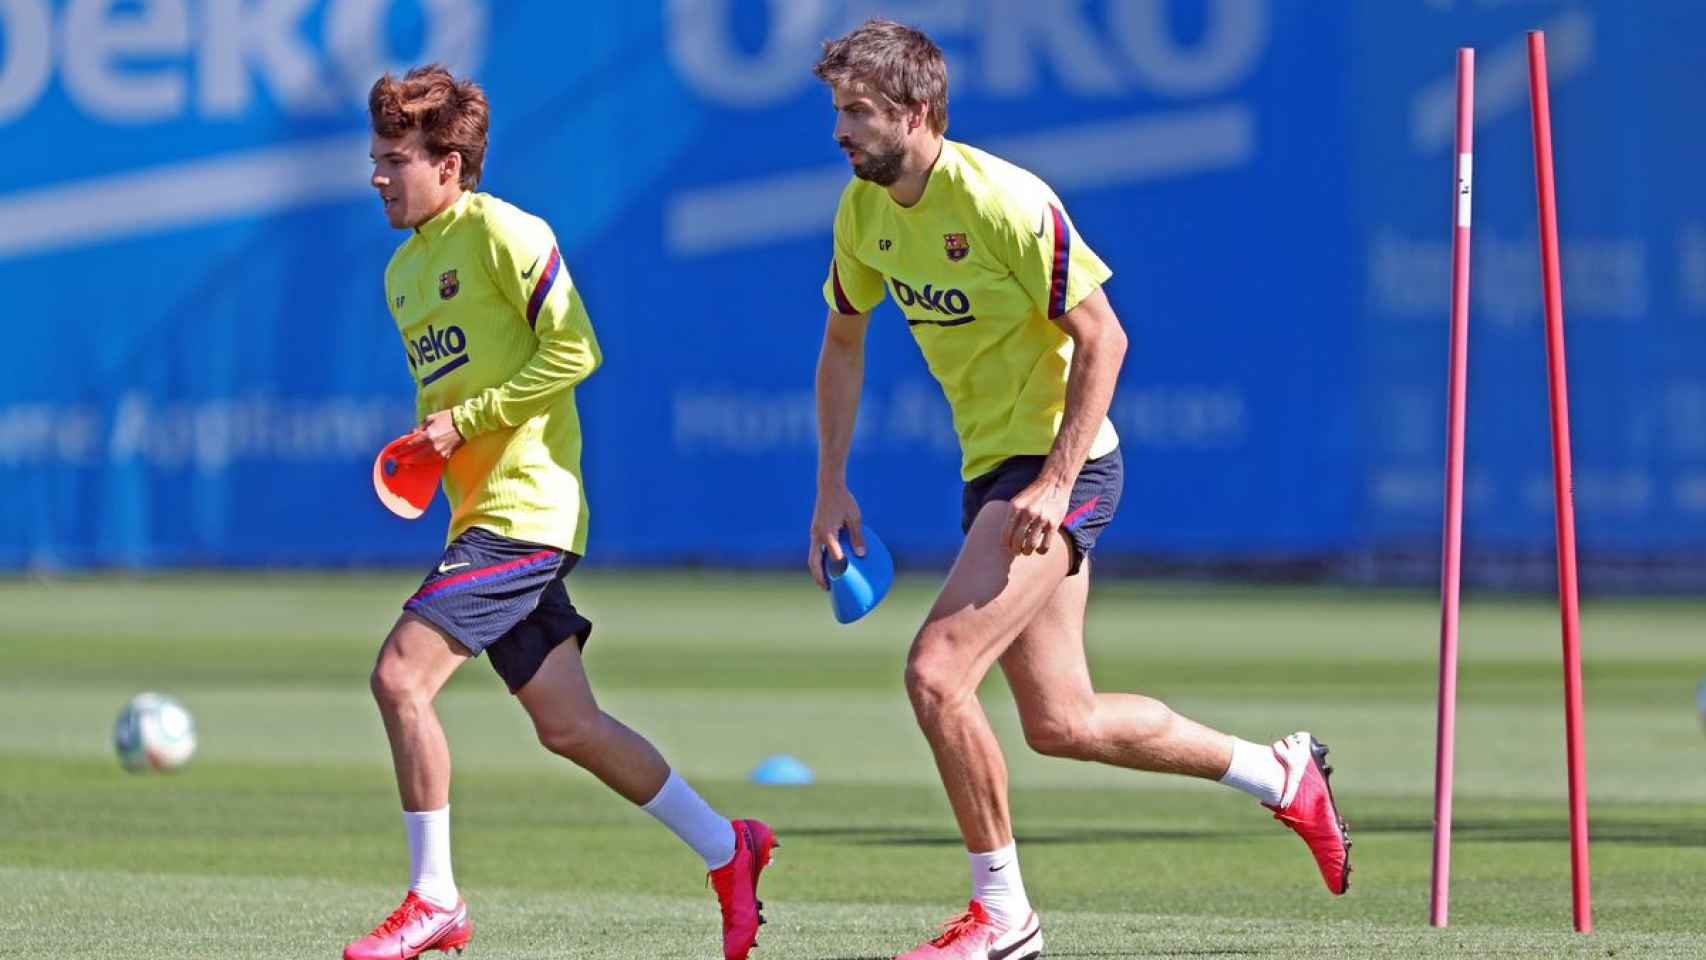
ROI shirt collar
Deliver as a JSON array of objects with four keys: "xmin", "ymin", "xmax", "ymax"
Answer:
[
  {"xmin": 888, "ymin": 139, "xmax": 953, "ymax": 213},
  {"xmin": 413, "ymin": 190, "xmax": 471, "ymax": 241}
]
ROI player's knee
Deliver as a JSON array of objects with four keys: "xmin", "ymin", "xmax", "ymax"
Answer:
[
  {"xmin": 535, "ymin": 713, "xmax": 601, "ymax": 761},
  {"xmin": 1023, "ymin": 711, "xmax": 1094, "ymax": 759},
  {"xmin": 905, "ymin": 640, "xmax": 970, "ymax": 719},
  {"xmin": 369, "ymin": 658, "xmax": 425, "ymax": 713}
]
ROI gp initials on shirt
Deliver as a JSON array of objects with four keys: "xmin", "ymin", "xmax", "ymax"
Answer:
[
  {"xmin": 891, "ymin": 277, "xmax": 975, "ymax": 328},
  {"xmin": 406, "ymin": 323, "xmax": 471, "ymax": 386}
]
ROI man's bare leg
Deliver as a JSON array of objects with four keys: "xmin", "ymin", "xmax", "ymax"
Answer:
[
  {"xmin": 998, "ymin": 559, "xmax": 1234, "ymax": 778},
  {"xmin": 366, "ymin": 613, "xmax": 471, "ymax": 910},
  {"xmin": 905, "ymin": 501, "xmax": 1073, "ymax": 855},
  {"xmin": 370, "ymin": 613, "xmax": 470, "ymax": 812}
]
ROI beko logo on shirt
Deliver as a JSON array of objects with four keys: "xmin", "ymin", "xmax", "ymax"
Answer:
[
  {"xmin": 891, "ymin": 278, "xmax": 975, "ymax": 328},
  {"xmin": 406, "ymin": 324, "xmax": 470, "ymax": 385}
]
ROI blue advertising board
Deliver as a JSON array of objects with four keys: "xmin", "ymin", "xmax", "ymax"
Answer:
[{"xmin": 2, "ymin": 1, "xmax": 1701, "ymax": 570}]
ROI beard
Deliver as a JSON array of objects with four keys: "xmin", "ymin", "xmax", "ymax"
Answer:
[{"xmin": 844, "ymin": 135, "xmax": 907, "ymax": 186}]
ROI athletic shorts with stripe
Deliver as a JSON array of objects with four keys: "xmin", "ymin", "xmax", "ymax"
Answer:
[
  {"xmin": 402, "ymin": 527, "xmax": 593, "ymax": 693},
  {"xmin": 960, "ymin": 447, "xmax": 1124, "ymax": 576}
]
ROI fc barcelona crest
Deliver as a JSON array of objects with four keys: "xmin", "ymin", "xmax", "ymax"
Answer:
[
  {"xmin": 943, "ymin": 233, "xmax": 969, "ymax": 261},
  {"xmin": 438, "ymin": 269, "xmax": 460, "ymax": 300}
]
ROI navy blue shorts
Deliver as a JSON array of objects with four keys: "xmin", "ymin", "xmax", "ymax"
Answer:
[
  {"xmin": 403, "ymin": 527, "xmax": 593, "ymax": 694},
  {"xmin": 961, "ymin": 447, "xmax": 1124, "ymax": 576}
]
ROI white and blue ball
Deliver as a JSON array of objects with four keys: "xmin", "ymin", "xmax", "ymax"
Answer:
[{"xmin": 113, "ymin": 692, "xmax": 196, "ymax": 772}]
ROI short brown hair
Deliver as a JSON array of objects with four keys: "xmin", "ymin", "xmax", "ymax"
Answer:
[
  {"xmin": 368, "ymin": 65, "xmax": 489, "ymax": 190},
  {"xmin": 813, "ymin": 18, "xmax": 948, "ymax": 135}
]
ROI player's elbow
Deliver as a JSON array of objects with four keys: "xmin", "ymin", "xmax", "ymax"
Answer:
[{"xmin": 1081, "ymin": 315, "xmax": 1127, "ymax": 365}]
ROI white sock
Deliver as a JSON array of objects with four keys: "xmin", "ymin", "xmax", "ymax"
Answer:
[
  {"xmin": 968, "ymin": 842, "xmax": 1031, "ymax": 931},
  {"xmin": 1219, "ymin": 737, "xmax": 1286, "ymax": 805},
  {"xmin": 404, "ymin": 806, "xmax": 458, "ymax": 908},
  {"xmin": 641, "ymin": 769, "xmax": 737, "ymax": 869}
]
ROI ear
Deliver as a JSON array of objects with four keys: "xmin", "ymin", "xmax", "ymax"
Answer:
[
  {"xmin": 907, "ymin": 99, "xmax": 931, "ymax": 133},
  {"xmin": 440, "ymin": 150, "xmax": 462, "ymax": 186}
]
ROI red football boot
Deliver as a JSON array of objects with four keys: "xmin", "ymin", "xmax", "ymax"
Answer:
[
  {"xmin": 1265, "ymin": 731, "xmax": 1353, "ymax": 894},
  {"xmin": 894, "ymin": 900, "xmax": 1042, "ymax": 960},
  {"xmin": 343, "ymin": 891, "xmax": 471, "ymax": 960},
  {"xmin": 708, "ymin": 819, "xmax": 778, "ymax": 960}
]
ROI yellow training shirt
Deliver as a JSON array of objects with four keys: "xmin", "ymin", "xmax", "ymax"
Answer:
[
  {"xmin": 384, "ymin": 191, "xmax": 601, "ymax": 554},
  {"xmin": 822, "ymin": 140, "xmax": 1119, "ymax": 480}
]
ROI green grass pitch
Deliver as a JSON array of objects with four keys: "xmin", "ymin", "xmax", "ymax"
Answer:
[{"xmin": 2, "ymin": 571, "xmax": 1703, "ymax": 958}]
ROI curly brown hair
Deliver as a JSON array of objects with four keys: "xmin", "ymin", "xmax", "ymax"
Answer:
[
  {"xmin": 813, "ymin": 18, "xmax": 948, "ymax": 135},
  {"xmin": 368, "ymin": 65, "xmax": 489, "ymax": 190}
]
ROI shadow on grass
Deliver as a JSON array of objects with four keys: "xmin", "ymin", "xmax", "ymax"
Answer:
[
  {"xmin": 1350, "ymin": 817, "xmax": 1706, "ymax": 847},
  {"xmin": 783, "ymin": 825, "xmax": 1269, "ymax": 847},
  {"xmin": 787, "ymin": 816, "xmax": 1706, "ymax": 848},
  {"xmin": 819, "ymin": 953, "xmax": 1267, "ymax": 959}
]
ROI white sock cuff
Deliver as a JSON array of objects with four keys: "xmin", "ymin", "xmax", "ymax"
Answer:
[
  {"xmin": 1220, "ymin": 737, "xmax": 1286, "ymax": 806},
  {"xmin": 641, "ymin": 769, "xmax": 736, "ymax": 869},
  {"xmin": 403, "ymin": 805, "xmax": 450, "ymax": 824},
  {"xmin": 968, "ymin": 842, "xmax": 1029, "ymax": 930},
  {"xmin": 968, "ymin": 842, "xmax": 1018, "ymax": 872},
  {"xmin": 403, "ymin": 805, "xmax": 457, "ymax": 909}
]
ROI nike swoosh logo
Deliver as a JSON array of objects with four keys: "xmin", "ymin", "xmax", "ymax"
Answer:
[
  {"xmin": 987, "ymin": 922, "xmax": 1040, "ymax": 960},
  {"xmin": 1034, "ymin": 211, "xmax": 1047, "ymax": 238},
  {"xmin": 987, "ymin": 862, "xmax": 1008, "ymax": 872},
  {"xmin": 438, "ymin": 562, "xmax": 470, "ymax": 573},
  {"xmin": 402, "ymin": 910, "xmax": 461, "ymax": 953},
  {"xmin": 521, "ymin": 256, "xmax": 540, "ymax": 279}
]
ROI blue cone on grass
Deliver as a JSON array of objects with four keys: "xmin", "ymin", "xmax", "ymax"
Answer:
[
  {"xmin": 749, "ymin": 754, "xmax": 815, "ymax": 786},
  {"xmin": 820, "ymin": 525, "xmax": 893, "ymax": 624}
]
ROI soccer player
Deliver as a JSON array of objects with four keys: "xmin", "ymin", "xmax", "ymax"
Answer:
[
  {"xmin": 344, "ymin": 66, "xmax": 775, "ymax": 960},
  {"xmin": 807, "ymin": 21, "xmax": 1351, "ymax": 960}
]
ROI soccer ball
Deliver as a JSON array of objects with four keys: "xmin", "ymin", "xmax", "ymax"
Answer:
[{"xmin": 113, "ymin": 692, "xmax": 196, "ymax": 772}]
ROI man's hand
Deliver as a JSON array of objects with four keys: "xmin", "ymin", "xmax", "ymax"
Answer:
[
  {"xmin": 808, "ymin": 485, "xmax": 866, "ymax": 590},
  {"xmin": 1001, "ymin": 475, "xmax": 1072, "ymax": 557},
  {"xmin": 420, "ymin": 410, "xmax": 464, "ymax": 458}
]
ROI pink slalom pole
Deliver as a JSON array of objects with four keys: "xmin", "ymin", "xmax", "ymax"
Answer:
[
  {"xmin": 1429, "ymin": 47, "xmax": 1473, "ymax": 930},
  {"xmin": 1527, "ymin": 29, "xmax": 1593, "ymax": 934}
]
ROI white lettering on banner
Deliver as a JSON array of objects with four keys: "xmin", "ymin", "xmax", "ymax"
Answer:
[
  {"xmin": 665, "ymin": 0, "xmax": 831, "ymax": 107},
  {"xmin": 1681, "ymin": 224, "xmax": 1706, "ymax": 313},
  {"xmin": 1108, "ymin": 386, "xmax": 1247, "ymax": 450},
  {"xmin": 326, "ymin": 0, "xmax": 485, "ymax": 106},
  {"xmin": 1110, "ymin": 0, "xmax": 1266, "ymax": 97},
  {"xmin": 0, "ymin": 0, "xmax": 52, "ymax": 124},
  {"xmin": 62, "ymin": 0, "xmax": 192, "ymax": 122},
  {"xmin": 1668, "ymin": 382, "xmax": 1706, "ymax": 455},
  {"xmin": 1369, "ymin": 230, "xmax": 1649, "ymax": 326},
  {"xmin": 670, "ymin": 381, "xmax": 1246, "ymax": 456},
  {"xmin": 1678, "ymin": 474, "xmax": 1706, "ymax": 514},
  {"xmin": 1524, "ymin": 470, "xmax": 1651, "ymax": 515},
  {"xmin": 672, "ymin": 382, "xmax": 947, "ymax": 455},
  {"xmin": 669, "ymin": 0, "xmax": 1268, "ymax": 104},
  {"xmin": 0, "ymin": 134, "xmax": 371, "ymax": 260},
  {"xmin": 671, "ymin": 385, "xmax": 839, "ymax": 455},
  {"xmin": 0, "ymin": 0, "xmax": 487, "ymax": 124},
  {"xmin": 1410, "ymin": 10, "xmax": 1593, "ymax": 153},
  {"xmin": 104, "ymin": 393, "xmax": 410, "ymax": 471},
  {"xmin": 982, "ymin": 0, "xmax": 1124, "ymax": 96},
  {"xmin": 0, "ymin": 404, "xmax": 102, "ymax": 465},
  {"xmin": 665, "ymin": 0, "xmax": 1267, "ymax": 255},
  {"xmin": 1371, "ymin": 469, "xmax": 1493, "ymax": 512},
  {"xmin": 200, "ymin": 0, "xmax": 336, "ymax": 116}
]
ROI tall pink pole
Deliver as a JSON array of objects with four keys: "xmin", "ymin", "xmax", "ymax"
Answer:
[
  {"xmin": 1527, "ymin": 29, "xmax": 1593, "ymax": 934},
  {"xmin": 1430, "ymin": 47, "xmax": 1474, "ymax": 929}
]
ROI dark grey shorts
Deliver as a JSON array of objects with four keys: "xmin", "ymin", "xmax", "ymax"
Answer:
[
  {"xmin": 403, "ymin": 527, "xmax": 592, "ymax": 693},
  {"xmin": 960, "ymin": 447, "xmax": 1124, "ymax": 576}
]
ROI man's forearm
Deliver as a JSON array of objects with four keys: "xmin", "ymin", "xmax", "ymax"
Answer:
[
  {"xmin": 1042, "ymin": 330, "xmax": 1125, "ymax": 486},
  {"xmin": 815, "ymin": 338, "xmax": 864, "ymax": 489}
]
